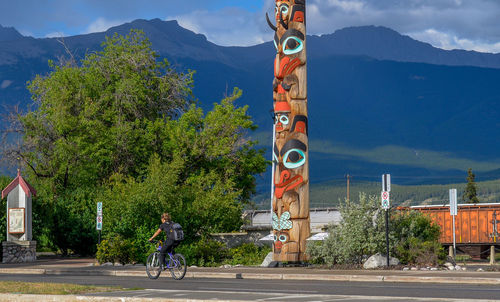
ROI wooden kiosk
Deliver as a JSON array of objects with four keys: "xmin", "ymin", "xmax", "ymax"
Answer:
[{"xmin": 2, "ymin": 170, "xmax": 37, "ymax": 263}]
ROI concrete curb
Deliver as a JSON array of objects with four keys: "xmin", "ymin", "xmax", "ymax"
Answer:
[
  {"xmin": 2, "ymin": 268, "xmax": 500, "ymax": 285},
  {"xmin": 0, "ymin": 293, "xmax": 243, "ymax": 302}
]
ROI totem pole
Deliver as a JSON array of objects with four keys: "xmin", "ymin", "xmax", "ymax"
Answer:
[{"xmin": 267, "ymin": 0, "xmax": 310, "ymax": 262}]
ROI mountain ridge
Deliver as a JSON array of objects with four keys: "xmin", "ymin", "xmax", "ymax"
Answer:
[
  {"xmin": 0, "ymin": 25, "xmax": 23, "ymax": 42},
  {"xmin": 2, "ymin": 20, "xmax": 500, "ymax": 69}
]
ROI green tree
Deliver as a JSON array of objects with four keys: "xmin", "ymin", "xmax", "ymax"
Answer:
[
  {"xmin": 463, "ymin": 168, "xmax": 479, "ymax": 204},
  {"xmin": 13, "ymin": 30, "xmax": 267, "ymax": 255},
  {"xmin": 21, "ymin": 29, "xmax": 193, "ymax": 191},
  {"xmin": 100, "ymin": 89, "xmax": 266, "ymax": 241},
  {"xmin": 0, "ymin": 176, "xmax": 12, "ymax": 260}
]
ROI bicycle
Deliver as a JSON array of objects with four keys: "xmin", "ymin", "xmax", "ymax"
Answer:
[{"xmin": 146, "ymin": 240, "xmax": 187, "ymax": 280}]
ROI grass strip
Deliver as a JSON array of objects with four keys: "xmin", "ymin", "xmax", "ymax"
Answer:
[{"xmin": 0, "ymin": 281, "xmax": 128, "ymax": 295}]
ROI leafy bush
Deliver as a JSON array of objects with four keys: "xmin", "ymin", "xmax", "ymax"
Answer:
[
  {"xmin": 227, "ymin": 243, "xmax": 271, "ymax": 266},
  {"xmin": 397, "ymin": 238, "xmax": 445, "ymax": 265},
  {"xmin": 391, "ymin": 210, "xmax": 446, "ymax": 265},
  {"xmin": 49, "ymin": 189, "xmax": 98, "ymax": 256},
  {"xmin": 307, "ymin": 193, "xmax": 445, "ymax": 266},
  {"xmin": 307, "ymin": 193, "xmax": 386, "ymax": 265},
  {"xmin": 175, "ymin": 239, "xmax": 270, "ymax": 267},
  {"xmin": 96, "ymin": 233, "xmax": 141, "ymax": 265},
  {"xmin": 176, "ymin": 237, "xmax": 229, "ymax": 267}
]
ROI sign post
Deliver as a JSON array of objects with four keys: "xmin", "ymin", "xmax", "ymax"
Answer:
[
  {"xmin": 382, "ymin": 174, "xmax": 391, "ymax": 266},
  {"xmin": 449, "ymin": 189, "xmax": 457, "ymax": 259},
  {"xmin": 96, "ymin": 202, "xmax": 102, "ymax": 244}
]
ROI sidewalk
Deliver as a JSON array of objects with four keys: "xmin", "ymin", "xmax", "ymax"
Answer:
[{"xmin": 2, "ymin": 257, "xmax": 500, "ymax": 285}]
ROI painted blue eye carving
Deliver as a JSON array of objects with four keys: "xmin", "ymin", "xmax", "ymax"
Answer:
[
  {"xmin": 276, "ymin": 114, "xmax": 289, "ymax": 125},
  {"xmin": 283, "ymin": 36, "xmax": 303, "ymax": 55},
  {"xmin": 280, "ymin": 115, "xmax": 289, "ymax": 125},
  {"xmin": 279, "ymin": 234, "xmax": 288, "ymax": 243},
  {"xmin": 283, "ymin": 148, "xmax": 306, "ymax": 169},
  {"xmin": 273, "ymin": 235, "xmax": 277, "ymax": 241},
  {"xmin": 280, "ymin": 5, "xmax": 289, "ymax": 17}
]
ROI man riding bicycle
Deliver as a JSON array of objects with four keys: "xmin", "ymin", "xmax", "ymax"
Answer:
[{"xmin": 149, "ymin": 212, "xmax": 176, "ymax": 269}]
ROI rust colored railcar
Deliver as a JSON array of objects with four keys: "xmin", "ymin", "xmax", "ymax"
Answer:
[{"xmin": 411, "ymin": 203, "xmax": 500, "ymax": 259}]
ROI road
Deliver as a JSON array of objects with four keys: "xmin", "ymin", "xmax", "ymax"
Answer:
[{"xmin": 1, "ymin": 273, "xmax": 500, "ymax": 301}]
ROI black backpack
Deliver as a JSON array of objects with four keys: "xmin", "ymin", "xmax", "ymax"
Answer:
[{"xmin": 170, "ymin": 222, "xmax": 184, "ymax": 242}]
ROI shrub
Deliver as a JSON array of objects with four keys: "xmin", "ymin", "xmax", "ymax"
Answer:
[
  {"xmin": 176, "ymin": 238, "xmax": 271, "ymax": 267},
  {"xmin": 176, "ymin": 237, "xmax": 229, "ymax": 267},
  {"xmin": 96, "ymin": 234, "xmax": 139, "ymax": 265},
  {"xmin": 307, "ymin": 193, "xmax": 445, "ymax": 267},
  {"xmin": 49, "ymin": 189, "xmax": 98, "ymax": 256},
  {"xmin": 391, "ymin": 210, "xmax": 446, "ymax": 265},
  {"xmin": 307, "ymin": 193, "xmax": 385, "ymax": 265},
  {"xmin": 227, "ymin": 243, "xmax": 271, "ymax": 266}
]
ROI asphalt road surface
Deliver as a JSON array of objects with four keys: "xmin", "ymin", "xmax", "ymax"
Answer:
[{"xmin": 1, "ymin": 273, "xmax": 500, "ymax": 301}]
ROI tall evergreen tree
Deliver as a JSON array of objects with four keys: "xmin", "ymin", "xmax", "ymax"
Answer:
[{"xmin": 463, "ymin": 168, "xmax": 479, "ymax": 204}]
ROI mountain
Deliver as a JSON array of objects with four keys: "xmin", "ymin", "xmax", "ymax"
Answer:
[
  {"xmin": 0, "ymin": 25, "xmax": 23, "ymax": 42},
  {"xmin": 309, "ymin": 26, "xmax": 500, "ymax": 69},
  {"xmin": 1, "ymin": 19, "xmax": 500, "ymax": 190}
]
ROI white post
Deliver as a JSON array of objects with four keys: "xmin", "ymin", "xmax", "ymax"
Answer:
[
  {"xmin": 452, "ymin": 215, "xmax": 456, "ymax": 259},
  {"xmin": 270, "ymin": 122, "xmax": 276, "ymax": 218},
  {"xmin": 450, "ymin": 188, "xmax": 457, "ymax": 260}
]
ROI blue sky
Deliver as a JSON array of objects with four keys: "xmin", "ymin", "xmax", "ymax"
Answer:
[{"xmin": 1, "ymin": 0, "xmax": 500, "ymax": 53}]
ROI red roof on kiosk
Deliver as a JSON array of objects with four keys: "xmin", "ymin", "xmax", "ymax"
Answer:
[{"xmin": 1, "ymin": 170, "xmax": 36, "ymax": 199}]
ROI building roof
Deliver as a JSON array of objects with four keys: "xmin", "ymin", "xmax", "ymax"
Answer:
[{"xmin": 1, "ymin": 170, "xmax": 37, "ymax": 199}]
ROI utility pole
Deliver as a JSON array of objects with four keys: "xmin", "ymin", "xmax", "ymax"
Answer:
[{"xmin": 346, "ymin": 174, "xmax": 351, "ymax": 201}]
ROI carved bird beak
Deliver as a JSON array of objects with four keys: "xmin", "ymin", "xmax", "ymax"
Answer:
[
  {"xmin": 279, "ymin": 14, "xmax": 288, "ymax": 30},
  {"xmin": 266, "ymin": 13, "xmax": 277, "ymax": 31}
]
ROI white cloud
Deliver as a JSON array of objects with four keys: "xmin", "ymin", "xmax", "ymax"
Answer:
[
  {"xmin": 409, "ymin": 29, "xmax": 500, "ymax": 53},
  {"xmin": 304, "ymin": 0, "xmax": 500, "ymax": 53},
  {"xmin": 18, "ymin": 30, "xmax": 33, "ymax": 38},
  {"xmin": 82, "ymin": 17, "xmax": 124, "ymax": 34},
  {"xmin": 1, "ymin": 80, "xmax": 13, "ymax": 89},
  {"xmin": 325, "ymin": 0, "xmax": 365, "ymax": 13},
  {"xmin": 45, "ymin": 31, "xmax": 66, "ymax": 38},
  {"xmin": 166, "ymin": 7, "xmax": 270, "ymax": 47}
]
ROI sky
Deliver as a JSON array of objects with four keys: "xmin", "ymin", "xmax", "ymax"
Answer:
[{"xmin": 1, "ymin": 0, "xmax": 500, "ymax": 53}]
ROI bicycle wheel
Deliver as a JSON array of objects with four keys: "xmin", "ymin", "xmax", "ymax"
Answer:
[
  {"xmin": 146, "ymin": 252, "xmax": 162, "ymax": 279},
  {"xmin": 169, "ymin": 253, "xmax": 187, "ymax": 280}
]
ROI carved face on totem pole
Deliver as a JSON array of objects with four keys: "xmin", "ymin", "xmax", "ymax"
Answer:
[
  {"xmin": 269, "ymin": 0, "xmax": 307, "ymax": 102},
  {"xmin": 274, "ymin": 101, "xmax": 291, "ymax": 133},
  {"xmin": 268, "ymin": 0, "xmax": 309, "ymax": 262}
]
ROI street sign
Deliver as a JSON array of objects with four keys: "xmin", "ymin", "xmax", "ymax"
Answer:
[
  {"xmin": 97, "ymin": 202, "xmax": 103, "ymax": 215},
  {"xmin": 96, "ymin": 215, "xmax": 102, "ymax": 230},
  {"xmin": 381, "ymin": 191, "xmax": 390, "ymax": 210},
  {"xmin": 449, "ymin": 189, "xmax": 457, "ymax": 216},
  {"xmin": 382, "ymin": 174, "xmax": 391, "ymax": 192},
  {"xmin": 96, "ymin": 202, "xmax": 103, "ymax": 230}
]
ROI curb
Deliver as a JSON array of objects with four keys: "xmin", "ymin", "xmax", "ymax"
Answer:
[
  {"xmin": 2, "ymin": 268, "xmax": 500, "ymax": 285},
  {"xmin": 0, "ymin": 293, "xmax": 242, "ymax": 302}
]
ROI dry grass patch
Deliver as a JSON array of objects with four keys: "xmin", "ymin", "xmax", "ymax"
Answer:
[{"xmin": 0, "ymin": 281, "xmax": 126, "ymax": 295}]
